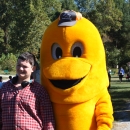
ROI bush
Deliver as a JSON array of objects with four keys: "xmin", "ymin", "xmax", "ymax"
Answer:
[{"xmin": 0, "ymin": 53, "xmax": 17, "ymax": 71}]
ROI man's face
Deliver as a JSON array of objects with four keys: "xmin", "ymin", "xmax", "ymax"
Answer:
[{"xmin": 16, "ymin": 59, "xmax": 34, "ymax": 80}]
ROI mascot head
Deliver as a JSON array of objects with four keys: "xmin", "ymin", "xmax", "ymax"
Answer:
[{"xmin": 40, "ymin": 10, "xmax": 109, "ymax": 104}]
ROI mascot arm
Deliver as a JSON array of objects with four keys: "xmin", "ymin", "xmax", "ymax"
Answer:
[{"xmin": 95, "ymin": 89, "xmax": 113, "ymax": 130}]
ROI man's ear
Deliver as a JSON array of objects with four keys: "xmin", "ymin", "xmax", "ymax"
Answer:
[{"xmin": 32, "ymin": 66, "xmax": 36, "ymax": 72}]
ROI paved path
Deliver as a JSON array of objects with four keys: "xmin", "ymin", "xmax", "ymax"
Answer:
[
  {"xmin": 0, "ymin": 74, "xmax": 14, "ymax": 77},
  {"xmin": 112, "ymin": 122, "xmax": 130, "ymax": 130}
]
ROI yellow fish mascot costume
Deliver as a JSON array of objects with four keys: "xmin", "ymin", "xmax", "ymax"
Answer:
[{"xmin": 40, "ymin": 10, "xmax": 113, "ymax": 130}]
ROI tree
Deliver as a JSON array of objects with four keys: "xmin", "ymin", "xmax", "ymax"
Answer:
[
  {"xmin": 87, "ymin": 0, "xmax": 123, "ymax": 34},
  {"xmin": 75, "ymin": 0, "xmax": 97, "ymax": 14},
  {"xmin": 43, "ymin": 0, "xmax": 62, "ymax": 22},
  {"xmin": 9, "ymin": 0, "xmax": 51, "ymax": 57},
  {"xmin": 0, "ymin": 28, "xmax": 4, "ymax": 43},
  {"xmin": 60, "ymin": 0, "xmax": 78, "ymax": 11},
  {"xmin": 108, "ymin": 0, "xmax": 130, "ymax": 65},
  {"xmin": 0, "ymin": 0, "xmax": 15, "ymax": 55},
  {"xmin": 105, "ymin": 42, "xmax": 121, "ymax": 68},
  {"xmin": 0, "ymin": 28, "xmax": 4, "ymax": 56},
  {"xmin": 0, "ymin": 0, "xmax": 62, "ymax": 58},
  {"xmin": 0, "ymin": 53, "xmax": 17, "ymax": 71},
  {"xmin": 120, "ymin": 0, "xmax": 130, "ymax": 57}
]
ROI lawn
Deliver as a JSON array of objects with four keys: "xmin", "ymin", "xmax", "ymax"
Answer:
[
  {"xmin": 0, "ymin": 69, "xmax": 16, "ymax": 75},
  {"xmin": 109, "ymin": 75, "xmax": 130, "ymax": 121}
]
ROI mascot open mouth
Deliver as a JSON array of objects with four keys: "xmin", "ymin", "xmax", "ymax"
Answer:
[{"xmin": 49, "ymin": 77, "xmax": 84, "ymax": 89}]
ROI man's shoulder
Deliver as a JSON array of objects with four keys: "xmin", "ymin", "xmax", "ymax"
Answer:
[
  {"xmin": 32, "ymin": 81, "xmax": 46, "ymax": 90},
  {"xmin": 33, "ymin": 80, "xmax": 42, "ymax": 86},
  {"xmin": 31, "ymin": 81, "xmax": 49, "ymax": 96}
]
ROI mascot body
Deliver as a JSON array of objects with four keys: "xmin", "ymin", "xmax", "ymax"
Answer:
[{"xmin": 40, "ymin": 10, "xmax": 113, "ymax": 130}]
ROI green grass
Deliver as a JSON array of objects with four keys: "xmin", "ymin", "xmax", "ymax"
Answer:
[
  {"xmin": 109, "ymin": 76, "xmax": 130, "ymax": 121},
  {"xmin": 0, "ymin": 70, "xmax": 16, "ymax": 75}
]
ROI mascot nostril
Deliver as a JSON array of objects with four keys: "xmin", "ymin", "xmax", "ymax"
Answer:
[
  {"xmin": 50, "ymin": 77, "xmax": 84, "ymax": 89},
  {"xmin": 41, "ymin": 10, "xmax": 113, "ymax": 130}
]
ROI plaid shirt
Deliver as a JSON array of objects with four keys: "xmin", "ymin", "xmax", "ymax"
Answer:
[{"xmin": 0, "ymin": 81, "xmax": 55, "ymax": 130}]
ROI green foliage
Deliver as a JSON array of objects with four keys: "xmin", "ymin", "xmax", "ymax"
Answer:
[
  {"xmin": 0, "ymin": 0, "xmax": 16, "ymax": 54},
  {"xmin": 105, "ymin": 44, "xmax": 121, "ymax": 68},
  {"xmin": 8, "ymin": 0, "xmax": 50, "ymax": 56},
  {"xmin": 108, "ymin": 0, "xmax": 130, "ymax": 66},
  {"xmin": 75, "ymin": 0, "xmax": 97, "ymax": 14},
  {"xmin": 0, "ymin": 28, "xmax": 4, "ymax": 43},
  {"xmin": 0, "ymin": 0, "xmax": 129, "ymax": 68},
  {"xmin": 61, "ymin": 0, "xmax": 78, "ymax": 11},
  {"xmin": 87, "ymin": 0, "xmax": 123, "ymax": 34},
  {"xmin": 43, "ymin": 0, "xmax": 62, "ymax": 21},
  {"xmin": 0, "ymin": 53, "xmax": 17, "ymax": 71}
]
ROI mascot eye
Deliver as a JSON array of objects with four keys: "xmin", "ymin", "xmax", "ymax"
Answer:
[
  {"xmin": 71, "ymin": 42, "xmax": 83, "ymax": 57},
  {"xmin": 51, "ymin": 43, "xmax": 62, "ymax": 59}
]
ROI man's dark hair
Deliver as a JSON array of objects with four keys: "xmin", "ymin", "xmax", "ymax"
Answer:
[
  {"xmin": 28, "ymin": 52, "xmax": 36, "ymax": 66},
  {"xmin": 28, "ymin": 52, "xmax": 40, "ymax": 70},
  {"xmin": 18, "ymin": 52, "xmax": 35, "ymax": 66}
]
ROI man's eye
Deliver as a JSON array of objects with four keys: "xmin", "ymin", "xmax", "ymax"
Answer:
[{"xmin": 17, "ymin": 65, "xmax": 27, "ymax": 68}]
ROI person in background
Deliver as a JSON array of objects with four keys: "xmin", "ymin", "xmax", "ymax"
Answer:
[
  {"xmin": 0, "ymin": 76, "xmax": 3, "ymax": 88},
  {"xmin": 108, "ymin": 69, "xmax": 112, "ymax": 75},
  {"xmin": 108, "ymin": 71, "xmax": 111, "ymax": 90},
  {"xmin": 0, "ymin": 52, "xmax": 55, "ymax": 130},
  {"xmin": 8, "ymin": 76, "xmax": 12, "ymax": 80},
  {"xmin": 118, "ymin": 67, "xmax": 125, "ymax": 82},
  {"xmin": 126, "ymin": 72, "xmax": 130, "ymax": 80}
]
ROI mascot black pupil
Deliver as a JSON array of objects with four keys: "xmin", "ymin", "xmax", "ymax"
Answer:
[
  {"xmin": 56, "ymin": 47, "xmax": 62, "ymax": 58},
  {"xmin": 73, "ymin": 47, "xmax": 82, "ymax": 57}
]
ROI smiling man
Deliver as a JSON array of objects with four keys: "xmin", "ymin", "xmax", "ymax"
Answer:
[{"xmin": 0, "ymin": 52, "xmax": 55, "ymax": 130}]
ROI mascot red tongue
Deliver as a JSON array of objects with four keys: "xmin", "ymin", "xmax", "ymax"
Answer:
[{"xmin": 40, "ymin": 10, "xmax": 113, "ymax": 130}]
